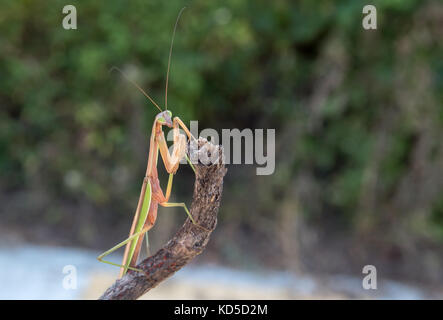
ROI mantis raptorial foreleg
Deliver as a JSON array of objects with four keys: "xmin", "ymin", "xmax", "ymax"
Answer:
[
  {"xmin": 157, "ymin": 131, "xmax": 187, "ymax": 174},
  {"xmin": 157, "ymin": 116, "xmax": 196, "ymax": 176},
  {"xmin": 173, "ymin": 117, "xmax": 195, "ymax": 141},
  {"xmin": 97, "ymin": 225, "xmax": 152, "ymax": 272},
  {"xmin": 173, "ymin": 117, "xmax": 197, "ymax": 173}
]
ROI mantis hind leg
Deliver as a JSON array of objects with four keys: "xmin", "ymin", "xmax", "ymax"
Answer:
[{"xmin": 97, "ymin": 225, "xmax": 152, "ymax": 273}]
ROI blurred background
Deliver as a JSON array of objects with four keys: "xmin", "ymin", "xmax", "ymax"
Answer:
[{"xmin": 1, "ymin": 0, "xmax": 443, "ymax": 299}]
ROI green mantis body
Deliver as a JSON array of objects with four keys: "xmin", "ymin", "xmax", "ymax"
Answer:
[{"xmin": 97, "ymin": 8, "xmax": 205, "ymax": 278}]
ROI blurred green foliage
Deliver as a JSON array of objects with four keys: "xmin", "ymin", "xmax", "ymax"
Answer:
[{"xmin": 1, "ymin": 0, "xmax": 443, "ymax": 276}]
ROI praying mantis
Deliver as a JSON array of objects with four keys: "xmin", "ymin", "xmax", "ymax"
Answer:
[{"xmin": 97, "ymin": 8, "xmax": 207, "ymax": 278}]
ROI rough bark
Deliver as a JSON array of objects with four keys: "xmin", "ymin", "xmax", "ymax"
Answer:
[{"xmin": 99, "ymin": 138, "xmax": 226, "ymax": 300}]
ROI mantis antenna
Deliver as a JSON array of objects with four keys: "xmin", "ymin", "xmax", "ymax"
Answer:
[
  {"xmin": 165, "ymin": 7, "xmax": 186, "ymax": 111},
  {"xmin": 110, "ymin": 66, "xmax": 163, "ymax": 112}
]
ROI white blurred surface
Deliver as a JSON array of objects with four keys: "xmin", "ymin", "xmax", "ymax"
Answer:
[{"xmin": 0, "ymin": 244, "xmax": 436, "ymax": 299}]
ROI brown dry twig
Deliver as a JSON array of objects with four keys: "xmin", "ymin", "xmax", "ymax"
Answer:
[{"xmin": 99, "ymin": 138, "xmax": 226, "ymax": 300}]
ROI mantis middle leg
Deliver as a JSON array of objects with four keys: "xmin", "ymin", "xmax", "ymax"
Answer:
[{"xmin": 158, "ymin": 172, "xmax": 210, "ymax": 231}]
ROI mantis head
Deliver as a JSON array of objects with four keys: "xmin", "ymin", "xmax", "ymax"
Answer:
[{"xmin": 156, "ymin": 110, "xmax": 173, "ymax": 127}]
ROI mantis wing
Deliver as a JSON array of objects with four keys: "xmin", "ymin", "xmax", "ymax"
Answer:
[{"xmin": 122, "ymin": 179, "xmax": 152, "ymax": 276}]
